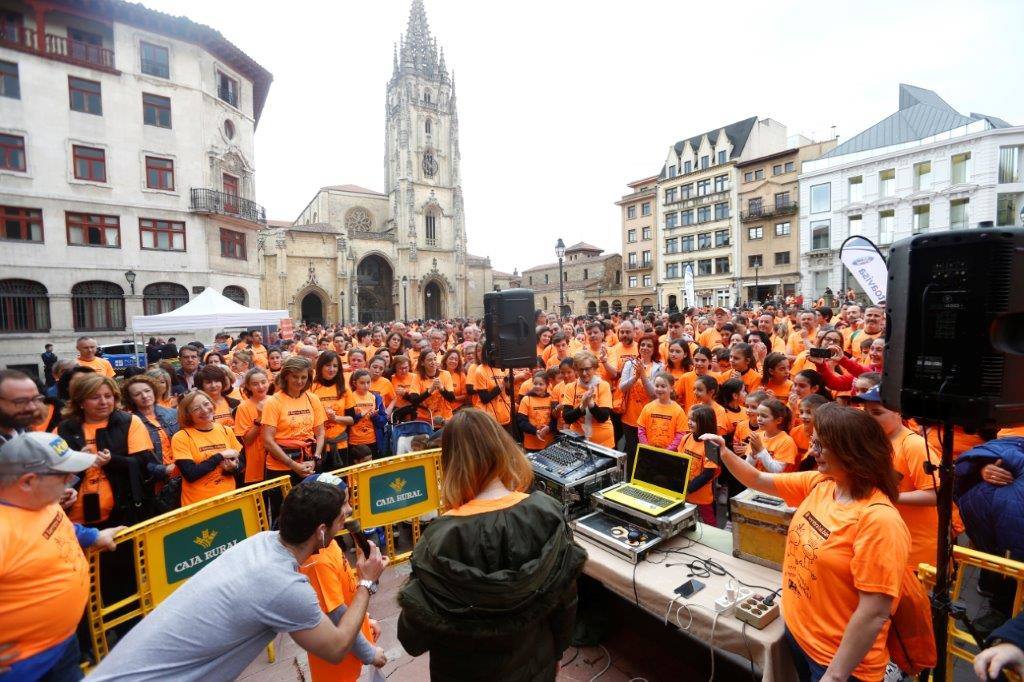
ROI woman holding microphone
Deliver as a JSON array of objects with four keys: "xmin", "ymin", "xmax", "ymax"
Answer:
[{"xmin": 701, "ymin": 403, "xmax": 909, "ymax": 682}]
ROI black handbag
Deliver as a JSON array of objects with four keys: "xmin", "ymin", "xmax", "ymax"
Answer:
[{"xmin": 152, "ymin": 477, "xmax": 182, "ymax": 515}]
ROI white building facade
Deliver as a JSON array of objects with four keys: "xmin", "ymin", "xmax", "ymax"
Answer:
[
  {"xmin": 0, "ymin": 0, "xmax": 271, "ymax": 374},
  {"xmin": 798, "ymin": 84, "xmax": 1020, "ymax": 299}
]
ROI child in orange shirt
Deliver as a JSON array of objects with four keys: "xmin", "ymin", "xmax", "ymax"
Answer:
[
  {"xmin": 663, "ymin": 339, "xmax": 693, "ymax": 383},
  {"xmin": 550, "ymin": 358, "xmax": 576, "ymax": 433},
  {"xmin": 717, "ymin": 378, "xmax": 747, "ymax": 440},
  {"xmin": 690, "ymin": 375, "xmax": 728, "ymax": 436},
  {"xmin": 636, "ymin": 373, "xmax": 686, "ymax": 450},
  {"xmin": 728, "ymin": 343, "xmax": 761, "ymax": 394},
  {"xmin": 759, "ymin": 352, "xmax": 792, "ymax": 399},
  {"xmin": 746, "ymin": 398, "xmax": 798, "ymax": 473},
  {"xmin": 790, "ymin": 394, "xmax": 829, "ymax": 468},
  {"xmin": 679, "ymin": 405, "xmax": 719, "ymax": 525},
  {"xmin": 516, "ymin": 372, "xmax": 556, "ymax": 452}
]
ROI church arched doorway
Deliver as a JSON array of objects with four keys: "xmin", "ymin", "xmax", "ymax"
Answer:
[
  {"xmin": 301, "ymin": 292, "xmax": 324, "ymax": 325},
  {"xmin": 424, "ymin": 281, "xmax": 442, "ymax": 320},
  {"xmin": 357, "ymin": 255, "xmax": 394, "ymax": 323}
]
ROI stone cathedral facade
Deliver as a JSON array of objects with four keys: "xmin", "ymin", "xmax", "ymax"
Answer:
[{"xmin": 260, "ymin": 1, "xmax": 493, "ymax": 324}]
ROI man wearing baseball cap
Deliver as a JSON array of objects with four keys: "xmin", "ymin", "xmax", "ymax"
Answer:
[{"xmin": 0, "ymin": 432, "xmax": 124, "ymax": 681}]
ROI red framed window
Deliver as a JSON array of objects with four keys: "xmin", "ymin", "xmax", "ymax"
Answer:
[
  {"xmin": 66, "ymin": 212, "xmax": 120, "ymax": 247},
  {"xmin": 0, "ymin": 133, "xmax": 25, "ymax": 171},
  {"xmin": 139, "ymin": 218, "xmax": 185, "ymax": 251},
  {"xmin": 72, "ymin": 145, "xmax": 106, "ymax": 182},
  {"xmin": 142, "ymin": 93, "xmax": 171, "ymax": 128},
  {"xmin": 1, "ymin": 205, "xmax": 42, "ymax": 242},
  {"xmin": 145, "ymin": 156, "xmax": 174, "ymax": 190},
  {"xmin": 0, "ymin": 279, "xmax": 50, "ymax": 333},
  {"xmin": 223, "ymin": 173, "xmax": 239, "ymax": 213},
  {"xmin": 220, "ymin": 228, "xmax": 245, "ymax": 259},
  {"xmin": 140, "ymin": 42, "xmax": 169, "ymax": 78},
  {"xmin": 68, "ymin": 76, "xmax": 102, "ymax": 115}
]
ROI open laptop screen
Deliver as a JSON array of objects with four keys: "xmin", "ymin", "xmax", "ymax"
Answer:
[{"xmin": 632, "ymin": 445, "xmax": 690, "ymax": 495}]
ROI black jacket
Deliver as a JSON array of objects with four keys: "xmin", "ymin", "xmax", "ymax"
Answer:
[{"xmin": 397, "ymin": 492, "xmax": 586, "ymax": 681}]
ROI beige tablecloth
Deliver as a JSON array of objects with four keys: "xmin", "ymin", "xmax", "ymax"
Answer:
[{"xmin": 575, "ymin": 523, "xmax": 796, "ymax": 682}]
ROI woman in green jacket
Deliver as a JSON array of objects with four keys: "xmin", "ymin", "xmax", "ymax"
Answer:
[{"xmin": 398, "ymin": 408, "xmax": 586, "ymax": 681}]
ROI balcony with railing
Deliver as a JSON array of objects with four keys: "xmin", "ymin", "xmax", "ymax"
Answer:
[
  {"xmin": 740, "ymin": 201, "xmax": 799, "ymax": 222},
  {"xmin": 190, "ymin": 188, "xmax": 266, "ymax": 225},
  {"xmin": 0, "ymin": 20, "xmax": 117, "ymax": 72}
]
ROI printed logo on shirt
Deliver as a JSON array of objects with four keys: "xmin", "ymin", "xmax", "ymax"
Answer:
[
  {"xmin": 199, "ymin": 444, "xmax": 224, "ymax": 453},
  {"xmin": 651, "ymin": 413, "xmax": 672, "ymax": 421},
  {"xmin": 287, "ymin": 409, "xmax": 311, "ymax": 417},
  {"xmin": 43, "ymin": 509, "xmax": 62, "ymax": 539},
  {"xmin": 803, "ymin": 511, "xmax": 831, "ymax": 540}
]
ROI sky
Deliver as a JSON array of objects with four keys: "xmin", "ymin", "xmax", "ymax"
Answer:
[{"xmin": 143, "ymin": 0, "xmax": 1024, "ymax": 274}]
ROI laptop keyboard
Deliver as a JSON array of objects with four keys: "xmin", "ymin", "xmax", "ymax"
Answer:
[{"xmin": 620, "ymin": 485, "xmax": 674, "ymax": 507}]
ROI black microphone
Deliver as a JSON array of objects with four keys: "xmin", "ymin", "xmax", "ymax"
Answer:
[{"xmin": 344, "ymin": 520, "xmax": 372, "ymax": 557}]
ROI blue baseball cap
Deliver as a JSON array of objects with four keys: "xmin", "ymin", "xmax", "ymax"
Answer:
[
  {"xmin": 852, "ymin": 386, "xmax": 882, "ymax": 403},
  {"xmin": 302, "ymin": 472, "xmax": 348, "ymax": 492}
]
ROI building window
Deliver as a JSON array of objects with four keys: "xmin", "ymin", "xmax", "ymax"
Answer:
[
  {"xmin": 912, "ymin": 205, "xmax": 930, "ymax": 233},
  {"xmin": 879, "ymin": 169, "xmax": 895, "ymax": 197},
  {"xmin": 697, "ymin": 259, "xmax": 712, "ymax": 276},
  {"xmin": 878, "ymin": 209, "xmax": 895, "ymax": 243},
  {"xmin": 697, "ymin": 206, "xmax": 711, "ymax": 223},
  {"xmin": 998, "ymin": 146, "xmax": 1021, "ymax": 183},
  {"xmin": 583, "ymin": 268, "xmax": 588, "ymax": 280},
  {"xmin": 681, "ymin": 183, "xmax": 693, "ymax": 199},
  {"xmin": 697, "ymin": 179, "xmax": 710, "ymax": 196},
  {"xmin": 528, "ymin": 276, "xmax": 533, "ymax": 286},
  {"xmin": 72, "ymin": 145, "xmax": 106, "ymax": 182},
  {"xmin": 627, "ymin": 206, "xmax": 636, "ymax": 219},
  {"xmin": 220, "ymin": 228, "xmax": 246, "ymax": 259},
  {"xmin": 714, "ymin": 257, "xmax": 730, "ymax": 273},
  {"xmin": 743, "ymin": 171, "xmax": 753, "ymax": 182},
  {"xmin": 775, "ymin": 192, "xmax": 791, "ymax": 209},
  {"xmin": 0, "ymin": 60, "xmax": 18, "ymax": 99},
  {"xmin": 681, "ymin": 235, "xmax": 694, "ymax": 252},
  {"xmin": 641, "ymin": 202, "xmax": 651, "ymax": 216},
  {"xmin": 0, "ymin": 279, "xmax": 49, "ymax": 333},
  {"xmin": 665, "ymin": 237, "xmax": 679, "ymax": 254},
  {"xmin": 849, "ymin": 175, "xmax": 864, "ymax": 203},
  {"xmin": 683, "ymin": 160, "xmax": 692, "ymax": 174},
  {"xmin": 0, "ymin": 134, "xmax": 26, "ymax": 172},
  {"xmin": 642, "ymin": 250, "xmax": 651, "ymax": 266},
  {"xmin": 717, "ymin": 150, "xmax": 727, "ymax": 164},
  {"xmin": 951, "ymin": 152, "xmax": 972, "ymax": 184},
  {"xmin": 643, "ymin": 275, "xmax": 652, "ymax": 287},
  {"xmin": 140, "ymin": 41, "xmax": 169, "ymax": 78},
  {"xmin": 72, "ymin": 281, "xmax": 124, "ymax": 331},
  {"xmin": 143, "ymin": 282, "xmax": 188, "ymax": 315},
  {"xmin": 697, "ymin": 232, "xmax": 711, "ymax": 250},
  {"xmin": 680, "ymin": 210, "xmax": 694, "ymax": 226},
  {"xmin": 425, "ymin": 118, "xmax": 432, "ymax": 135},
  {"xmin": 627, "ymin": 228, "xmax": 636, "ymax": 243},
  {"xmin": 628, "ymin": 276, "xmax": 638, "ymax": 288},
  {"xmin": 950, "ymin": 198, "xmax": 970, "ymax": 229},
  {"xmin": 748, "ymin": 226, "xmax": 763, "ymax": 240},
  {"xmin": 785, "ymin": 161, "xmax": 795, "ymax": 172},
  {"xmin": 140, "ymin": 218, "xmax": 185, "ymax": 251},
  {"xmin": 67, "ymin": 212, "xmax": 119, "ymax": 247},
  {"xmin": 754, "ymin": 169, "xmax": 764, "ymax": 180},
  {"xmin": 714, "ymin": 174, "xmax": 727, "ymax": 192},
  {"xmin": 747, "ymin": 198, "xmax": 763, "ymax": 217},
  {"xmin": 217, "ymin": 70, "xmax": 239, "ymax": 107},
  {"xmin": 142, "ymin": 93, "xmax": 171, "ymax": 128},
  {"xmin": 665, "ymin": 263, "xmax": 679, "ymax": 279},
  {"xmin": 775, "ymin": 221, "xmax": 791, "ymax": 236},
  {"xmin": 810, "ymin": 219, "xmax": 830, "ymax": 250},
  {"xmin": 425, "ymin": 213, "xmax": 437, "ymax": 245},
  {"xmin": 665, "ymin": 212, "xmax": 678, "ymax": 229},
  {"xmin": 700, "ymin": 155, "xmax": 709, "ymax": 169},
  {"xmin": 144, "ymin": 156, "xmax": 174, "ymax": 190},
  {"xmin": 773, "ymin": 164, "xmax": 783, "ymax": 176},
  {"xmin": 810, "ymin": 183, "xmax": 831, "ymax": 213},
  {"xmin": 668, "ymin": 164, "xmax": 677, "ymax": 178},
  {"xmin": 748, "ymin": 254, "xmax": 763, "ymax": 268},
  {"xmin": 714, "ymin": 202, "xmax": 728, "ymax": 220},
  {"xmin": 68, "ymin": 76, "xmax": 101, "ymax": 115},
  {"xmin": 544, "ymin": 273, "xmax": 550, "ymax": 284},
  {"xmin": 714, "ymin": 229, "xmax": 729, "ymax": 247},
  {"xmin": 774, "ymin": 251, "xmax": 791, "ymax": 266},
  {"xmin": 664, "ymin": 187, "xmax": 677, "ymax": 203},
  {"xmin": 913, "ymin": 161, "xmax": 931, "ymax": 190},
  {"xmin": 997, "ymin": 194, "xmax": 1017, "ymax": 226},
  {"xmin": 223, "ymin": 285, "xmax": 246, "ymax": 305},
  {"xmin": 562, "ymin": 270, "xmax": 567, "ymax": 282},
  {"xmin": 642, "ymin": 226, "xmax": 651, "ymax": 240},
  {"xmin": 627, "ymin": 252, "xmax": 637, "ymax": 267},
  {"xmin": 1, "ymin": 206, "xmax": 42, "ymax": 242}
]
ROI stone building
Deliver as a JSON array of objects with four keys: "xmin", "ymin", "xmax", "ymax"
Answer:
[
  {"xmin": 520, "ymin": 242, "xmax": 622, "ymax": 317},
  {"xmin": 616, "ymin": 175, "xmax": 658, "ymax": 309},
  {"xmin": 260, "ymin": 1, "xmax": 493, "ymax": 324}
]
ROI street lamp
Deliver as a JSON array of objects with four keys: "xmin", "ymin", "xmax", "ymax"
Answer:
[
  {"xmin": 401, "ymin": 276, "xmax": 408, "ymax": 322},
  {"xmin": 351, "ymin": 280, "xmax": 359, "ymax": 325},
  {"xmin": 555, "ymin": 238, "xmax": 566, "ymax": 318},
  {"xmin": 753, "ymin": 264, "xmax": 761, "ymax": 305},
  {"xmin": 339, "ymin": 290, "xmax": 345, "ymax": 326},
  {"xmin": 124, "ymin": 269, "xmax": 136, "ymax": 295}
]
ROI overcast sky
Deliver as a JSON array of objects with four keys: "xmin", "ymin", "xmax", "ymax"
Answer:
[{"xmin": 146, "ymin": 0, "xmax": 1024, "ymax": 274}]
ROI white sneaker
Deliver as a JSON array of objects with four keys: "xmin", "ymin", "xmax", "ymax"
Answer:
[{"xmin": 883, "ymin": 661, "xmax": 904, "ymax": 682}]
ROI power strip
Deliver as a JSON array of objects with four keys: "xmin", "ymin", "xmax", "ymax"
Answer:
[
  {"xmin": 713, "ymin": 586, "xmax": 752, "ymax": 614},
  {"xmin": 735, "ymin": 595, "xmax": 780, "ymax": 629}
]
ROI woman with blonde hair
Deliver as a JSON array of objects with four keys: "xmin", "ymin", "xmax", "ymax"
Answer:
[
  {"xmin": 171, "ymin": 391, "xmax": 240, "ymax": 506},
  {"xmin": 123, "ymin": 374, "xmax": 179, "ymax": 485},
  {"xmin": 397, "ymin": 408, "xmax": 585, "ymax": 680},
  {"xmin": 145, "ymin": 367, "xmax": 177, "ymax": 409}
]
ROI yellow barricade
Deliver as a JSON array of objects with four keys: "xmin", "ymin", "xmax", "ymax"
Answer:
[
  {"xmin": 918, "ymin": 546, "xmax": 1024, "ymax": 681},
  {"xmin": 85, "ymin": 449, "xmax": 444, "ymax": 664}
]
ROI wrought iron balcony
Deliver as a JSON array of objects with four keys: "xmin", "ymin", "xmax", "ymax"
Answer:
[
  {"xmin": 740, "ymin": 202, "xmax": 798, "ymax": 222},
  {"xmin": 190, "ymin": 188, "xmax": 266, "ymax": 224}
]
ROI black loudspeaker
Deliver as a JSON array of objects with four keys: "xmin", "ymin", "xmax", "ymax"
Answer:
[
  {"xmin": 881, "ymin": 227, "xmax": 1024, "ymax": 429},
  {"xmin": 483, "ymin": 288, "xmax": 537, "ymax": 369}
]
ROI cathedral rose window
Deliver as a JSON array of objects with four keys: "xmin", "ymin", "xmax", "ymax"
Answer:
[{"xmin": 345, "ymin": 207, "xmax": 373, "ymax": 231}]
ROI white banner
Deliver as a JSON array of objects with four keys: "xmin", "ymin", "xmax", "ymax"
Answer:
[
  {"xmin": 839, "ymin": 235, "xmax": 888, "ymax": 304},
  {"xmin": 683, "ymin": 264, "xmax": 696, "ymax": 308}
]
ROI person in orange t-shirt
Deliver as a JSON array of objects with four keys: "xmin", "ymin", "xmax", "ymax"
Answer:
[
  {"xmin": 198, "ymin": 365, "xmax": 239, "ymax": 429},
  {"xmin": 442, "ymin": 349, "xmax": 468, "ymax": 412},
  {"xmin": 733, "ymin": 390, "xmax": 770, "ymax": 458},
  {"xmin": 473, "ymin": 359, "xmax": 512, "ymax": 427},
  {"xmin": 345, "ymin": 371, "xmax": 385, "ymax": 461},
  {"xmin": 703, "ymin": 405, "xmax": 910, "ymax": 682},
  {"xmin": 745, "ymin": 398, "xmax": 798, "ymax": 473},
  {"xmin": 789, "ymin": 394, "xmax": 829, "ymax": 465},
  {"xmin": 679, "ymin": 405, "xmax": 719, "ymax": 525},
  {"xmin": 636, "ymin": 374, "xmax": 686, "ymax": 451},
  {"xmin": 618, "ymin": 334, "xmax": 661, "ymax": 462},
  {"xmin": 75, "ymin": 336, "xmax": 115, "ymax": 378},
  {"xmin": 561, "ymin": 351, "xmax": 614, "ymax": 449},
  {"xmin": 312, "ymin": 352, "xmax": 350, "ymax": 472},
  {"xmin": 662, "ymin": 338, "xmax": 694, "ymax": 384},
  {"xmin": 688, "ymin": 375, "xmax": 729, "ymax": 436},
  {"xmin": 758, "ymin": 352, "xmax": 792, "ymax": 400},
  {"xmin": 367, "ymin": 355, "xmax": 397, "ymax": 410},
  {"xmin": 517, "ymin": 372, "xmax": 556, "ymax": 451},
  {"xmin": 390, "ymin": 355, "xmax": 423, "ymax": 423},
  {"xmin": 172, "ymin": 391, "xmax": 241, "ymax": 506},
  {"xmin": 727, "ymin": 343, "xmax": 761, "ymax": 395},
  {"xmin": 673, "ymin": 347, "xmax": 715, "ymax": 415},
  {"xmin": 416, "ymin": 351, "xmax": 455, "ymax": 426},
  {"xmin": 235, "ymin": 368, "xmax": 271, "ymax": 484},
  {"xmin": 550, "ymin": 358, "xmax": 577, "ymax": 433}
]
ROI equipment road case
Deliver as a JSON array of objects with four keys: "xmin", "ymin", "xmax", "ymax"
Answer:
[{"xmin": 729, "ymin": 488, "xmax": 795, "ymax": 571}]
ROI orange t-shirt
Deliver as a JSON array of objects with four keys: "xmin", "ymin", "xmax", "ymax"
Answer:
[
  {"xmin": 0, "ymin": 503, "xmax": 89, "ymax": 662},
  {"xmin": 262, "ymin": 391, "xmax": 327, "ymax": 471},
  {"xmin": 891, "ymin": 428, "xmax": 939, "ymax": 569},
  {"xmin": 211, "ymin": 395, "xmax": 235, "ymax": 428},
  {"xmin": 760, "ymin": 378, "xmax": 793, "ymax": 400},
  {"xmin": 448, "ymin": 371, "xmax": 468, "ymax": 410},
  {"xmin": 518, "ymin": 393, "xmax": 555, "ymax": 451},
  {"xmin": 300, "ymin": 542, "xmax": 375, "ymax": 682},
  {"xmin": 673, "ymin": 371, "xmax": 702, "ymax": 414},
  {"xmin": 248, "ymin": 343, "xmax": 269, "ymax": 369},
  {"xmin": 561, "ymin": 379, "xmax": 615, "ymax": 448},
  {"xmin": 678, "ymin": 432, "xmax": 717, "ymax": 505},
  {"xmin": 465, "ymin": 363, "xmax": 481, "ymax": 408},
  {"xmin": 734, "ymin": 368, "xmax": 761, "ymax": 395},
  {"xmin": 312, "ymin": 383, "xmax": 348, "ymax": 440},
  {"xmin": 77, "ymin": 356, "xmax": 115, "ymax": 377},
  {"xmin": 689, "ymin": 400, "xmax": 729, "ymax": 436},
  {"xmin": 344, "ymin": 390, "xmax": 378, "ymax": 446},
  {"xmin": 621, "ymin": 370, "xmax": 655, "ymax": 427},
  {"xmin": 756, "ymin": 430, "xmax": 799, "ymax": 472},
  {"xmin": 790, "ymin": 423, "xmax": 811, "ymax": 458},
  {"xmin": 233, "ymin": 399, "xmax": 266, "ymax": 484},
  {"xmin": 636, "ymin": 399, "xmax": 685, "ymax": 450},
  {"xmin": 697, "ymin": 327, "xmax": 722, "ymax": 349},
  {"xmin": 172, "ymin": 424, "xmax": 241, "ymax": 506},
  {"xmin": 786, "ymin": 328, "xmax": 817, "ymax": 356},
  {"xmin": 613, "ymin": 343, "xmax": 639, "ymax": 394},
  {"xmin": 390, "ymin": 372, "xmax": 423, "ymax": 415},
  {"xmin": 773, "ymin": 472, "xmax": 909, "ymax": 682},
  {"xmin": 446, "ymin": 491, "xmax": 529, "ymax": 517},
  {"xmin": 789, "ymin": 351, "xmax": 811, "ymax": 378},
  {"xmin": 368, "ymin": 376, "xmax": 396, "ymax": 407},
  {"xmin": 473, "ymin": 365, "xmax": 511, "ymax": 426},
  {"xmin": 733, "ymin": 418, "xmax": 759, "ymax": 447},
  {"xmin": 1000, "ymin": 426, "xmax": 1024, "ymax": 438},
  {"xmin": 417, "ymin": 370, "xmax": 455, "ymax": 422},
  {"xmin": 721, "ymin": 406, "xmax": 744, "ymax": 438},
  {"xmin": 68, "ymin": 415, "xmax": 153, "ymax": 524},
  {"xmin": 141, "ymin": 413, "xmax": 174, "ymax": 470}
]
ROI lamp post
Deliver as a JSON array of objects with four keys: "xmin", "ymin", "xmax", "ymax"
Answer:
[
  {"xmin": 555, "ymin": 238, "xmax": 566, "ymax": 318},
  {"xmin": 124, "ymin": 269, "xmax": 136, "ymax": 295},
  {"xmin": 351, "ymin": 281, "xmax": 359, "ymax": 325},
  {"xmin": 753, "ymin": 264, "xmax": 761, "ymax": 305},
  {"xmin": 401, "ymin": 276, "xmax": 408, "ymax": 322},
  {"xmin": 339, "ymin": 290, "xmax": 345, "ymax": 326},
  {"xmin": 597, "ymin": 284, "xmax": 604, "ymax": 316}
]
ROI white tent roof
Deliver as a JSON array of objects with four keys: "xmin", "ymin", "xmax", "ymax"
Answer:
[{"xmin": 131, "ymin": 288, "xmax": 288, "ymax": 333}]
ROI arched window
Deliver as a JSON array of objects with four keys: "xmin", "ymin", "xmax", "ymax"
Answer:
[
  {"xmin": 424, "ymin": 90, "xmax": 432, "ymax": 103},
  {"xmin": 143, "ymin": 282, "xmax": 188, "ymax": 315},
  {"xmin": 542, "ymin": 296, "xmax": 548, "ymax": 310},
  {"xmin": 587, "ymin": 301, "xmax": 597, "ymax": 315},
  {"xmin": 0, "ymin": 279, "xmax": 49, "ymax": 333},
  {"xmin": 611, "ymin": 299, "xmax": 622, "ymax": 312},
  {"xmin": 223, "ymin": 285, "xmax": 247, "ymax": 305},
  {"xmin": 72, "ymin": 281, "xmax": 124, "ymax": 331},
  {"xmin": 425, "ymin": 119, "xmax": 432, "ymax": 135},
  {"xmin": 599, "ymin": 300, "xmax": 609, "ymax": 315},
  {"xmin": 667, "ymin": 294, "xmax": 678, "ymax": 312},
  {"xmin": 424, "ymin": 209, "xmax": 437, "ymax": 246}
]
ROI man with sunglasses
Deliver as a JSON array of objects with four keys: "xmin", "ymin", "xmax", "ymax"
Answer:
[{"xmin": 0, "ymin": 432, "xmax": 123, "ymax": 681}]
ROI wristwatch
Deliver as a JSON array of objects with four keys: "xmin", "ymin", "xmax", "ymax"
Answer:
[{"xmin": 358, "ymin": 579, "xmax": 379, "ymax": 595}]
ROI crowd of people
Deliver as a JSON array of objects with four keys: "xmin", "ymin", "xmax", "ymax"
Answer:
[{"xmin": 4, "ymin": 297, "xmax": 1024, "ymax": 681}]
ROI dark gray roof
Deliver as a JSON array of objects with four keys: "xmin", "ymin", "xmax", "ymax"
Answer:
[
  {"xmin": 670, "ymin": 116, "xmax": 758, "ymax": 161},
  {"xmin": 822, "ymin": 84, "xmax": 1011, "ymax": 159}
]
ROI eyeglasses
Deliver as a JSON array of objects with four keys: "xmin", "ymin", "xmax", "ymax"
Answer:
[{"xmin": 0, "ymin": 395, "xmax": 46, "ymax": 408}]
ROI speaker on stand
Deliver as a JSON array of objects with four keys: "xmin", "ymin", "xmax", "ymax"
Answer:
[{"xmin": 483, "ymin": 289, "xmax": 539, "ymax": 442}]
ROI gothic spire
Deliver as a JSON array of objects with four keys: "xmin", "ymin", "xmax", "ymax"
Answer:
[
  {"xmin": 439, "ymin": 47, "xmax": 448, "ymax": 82},
  {"xmin": 392, "ymin": 42, "xmax": 399, "ymax": 77},
  {"xmin": 397, "ymin": 0, "xmax": 440, "ymax": 80}
]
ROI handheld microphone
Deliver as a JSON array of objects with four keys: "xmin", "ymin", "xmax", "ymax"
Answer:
[{"xmin": 344, "ymin": 520, "xmax": 373, "ymax": 557}]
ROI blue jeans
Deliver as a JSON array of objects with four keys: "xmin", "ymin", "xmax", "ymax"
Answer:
[
  {"xmin": 784, "ymin": 627, "xmax": 862, "ymax": 682},
  {"xmin": 1, "ymin": 635, "xmax": 83, "ymax": 682}
]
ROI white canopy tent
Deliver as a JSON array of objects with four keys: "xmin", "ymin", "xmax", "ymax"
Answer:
[{"xmin": 131, "ymin": 287, "xmax": 288, "ymax": 333}]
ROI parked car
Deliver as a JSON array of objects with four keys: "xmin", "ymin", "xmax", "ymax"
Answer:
[{"xmin": 98, "ymin": 342, "xmax": 147, "ymax": 374}]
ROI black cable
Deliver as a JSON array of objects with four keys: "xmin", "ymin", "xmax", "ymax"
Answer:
[
  {"xmin": 741, "ymin": 620, "xmax": 757, "ymax": 682},
  {"xmin": 655, "ymin": 548, "xmax": 782, "ymax": 595},
  {"xmin": 632, "ymin": 559, "xmax": 640, "ymax": 607}
]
